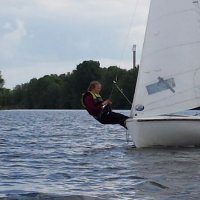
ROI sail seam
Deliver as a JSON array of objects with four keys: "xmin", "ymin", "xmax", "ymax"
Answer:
[
  {"xmin": 142, "ymin": 40, "xmax": 200, "ymax": 59},
  {"xmin": 150, "ymin": 8, "xmax": 195, "ymax": 22}
]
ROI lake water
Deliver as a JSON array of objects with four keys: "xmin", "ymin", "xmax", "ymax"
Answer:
[{"xmin": 0, "ymin": 110, "xmax": 200, "ymax": 200}]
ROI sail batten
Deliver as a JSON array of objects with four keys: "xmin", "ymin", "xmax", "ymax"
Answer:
[{"xmin": 131, "ymin": 0, "xmax": 200, "ymax": 118}]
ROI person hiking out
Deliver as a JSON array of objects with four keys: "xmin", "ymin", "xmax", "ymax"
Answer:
[{"xmin": 82, "ymin": 81, "xmax": 129, "ymax": 129}]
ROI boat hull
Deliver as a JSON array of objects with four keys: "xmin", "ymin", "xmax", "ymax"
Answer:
[{"xmin": 126, "ymin": 116, "xmax": 200, "ymax": 148}]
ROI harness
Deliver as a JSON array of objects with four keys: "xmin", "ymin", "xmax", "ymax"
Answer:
[
  {"xmin": 81, "ymin": 91, "xmax": 103, "ymax": 108},
  {"xmin": 81, "ymin": 91, "xmax": 112, "ymax": 119}
]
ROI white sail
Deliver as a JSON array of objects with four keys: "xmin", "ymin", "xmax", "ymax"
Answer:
[{"xmin": 131, "ymin": 0, "xmax": 200, "ymax": 118}]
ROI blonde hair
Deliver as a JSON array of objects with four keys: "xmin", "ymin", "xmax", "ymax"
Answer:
[{"xmin": 87, "ymin": 81, "xmax": 101, "ymax": 91}]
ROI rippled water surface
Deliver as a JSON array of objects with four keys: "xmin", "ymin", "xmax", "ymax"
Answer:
[{"xmin": 0, "ymin": 110, "xmax": 200, "ymax": 200}]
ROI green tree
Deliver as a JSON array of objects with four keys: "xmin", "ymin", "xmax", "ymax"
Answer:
[
  {"xmin": 0, "ymin": 88, "xmax": 11, "ymax": 108},
  {"xmin": 0, "ymin": 61, "xmax": 139, "ymax": 110},
  {"xmin": 69, "ymin": 60, "xmax": 102, "ymax": 108},
  {"xmin": 0, "ymin": 71, "xmax": 5, "ymax": 88}
]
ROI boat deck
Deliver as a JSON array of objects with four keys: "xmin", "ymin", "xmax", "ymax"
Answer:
[{"xmin": 127, "ymin": 115, "xmax": 200, "ymax": 122}]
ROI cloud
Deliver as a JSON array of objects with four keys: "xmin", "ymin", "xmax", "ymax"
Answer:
[
  {"xmin": 3, "ymin": 61, "xmax": 75, "ymax": 89},
  {"xmin": 0, "ymin": 19, "xmax": 27, "ymax": 59},
  {"xmin": 0, "ymin": 0, "xmax": 150, "ymax": 88},
  {"xmin": 35, "ymin": 0, "xmax": 69, "ymax": 12}
]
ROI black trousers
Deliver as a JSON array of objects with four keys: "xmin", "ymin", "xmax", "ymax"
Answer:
[{"xmin": 96, "ymin": 111, "xmax": 129, "ymax": 128}]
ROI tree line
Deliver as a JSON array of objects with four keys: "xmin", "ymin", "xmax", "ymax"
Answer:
[{"xmin": 0, "ymin": 61, "xmax": 138, "ymax": 110}]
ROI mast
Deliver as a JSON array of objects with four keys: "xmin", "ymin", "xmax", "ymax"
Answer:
[{"xmin": 132, "ymin": 44, "xmax": 136, "ymax": 68}]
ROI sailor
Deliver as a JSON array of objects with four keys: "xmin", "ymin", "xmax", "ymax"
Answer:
[{"xmin": 82, "ymin": 81, "xmax": 129, "ymax": 129}]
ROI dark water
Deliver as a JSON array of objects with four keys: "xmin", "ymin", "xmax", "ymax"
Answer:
[{"xmin": 0, "ymin": 110, "xmax": 200, "ymax": 200}]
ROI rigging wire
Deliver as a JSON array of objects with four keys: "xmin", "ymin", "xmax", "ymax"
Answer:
[
  {"xmin": 108, "ymin": 76, "xmax": 132, "ymax": 105},
  {"xmin": 108, "ymin": 0, "xmax": 140, "ymax": 105},
  {"xmin": 126, "ymin": 129, "xmax": 136, "ymax": 148},
  {"xmin": 113, "ymin": 81, "xmax": 132, "ymax": 105},
  {"xmin": 108, "ymin": 1, "xmax": 141, "ymax": 108},
  {"xmin": 119, "ymin": 0, "xmax": 140, "ymax": 68},
  {"xmin": 108, "ymin": 81, "xmax": 115, "ymax": 100}
]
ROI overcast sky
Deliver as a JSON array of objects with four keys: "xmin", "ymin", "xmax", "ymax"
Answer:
[{"xmin": 0, "ymin": 0, "xmax": 150, "ymax": 88}]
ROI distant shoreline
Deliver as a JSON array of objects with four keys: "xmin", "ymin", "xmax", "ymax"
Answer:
[{"xmin": 0, "ymin": 108, "xmax": 130, "ymax": 111}]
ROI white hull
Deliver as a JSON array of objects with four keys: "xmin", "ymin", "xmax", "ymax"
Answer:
[{"xmin": 126, "ymin": 116, "xmax": 200, "ymax": 148}]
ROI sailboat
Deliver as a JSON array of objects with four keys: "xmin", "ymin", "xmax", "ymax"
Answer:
[{"xmin": 126, "ymin": 0, "xmax": 200, "ymax": 148}]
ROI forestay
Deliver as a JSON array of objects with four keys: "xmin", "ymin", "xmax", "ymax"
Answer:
[{"xmin": 131, "ymin": 0, "xmax": 200, "ymax": 118}]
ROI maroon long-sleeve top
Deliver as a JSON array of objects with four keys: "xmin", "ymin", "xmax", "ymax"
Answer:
[{"xmin": 84, "ymin": 93, "xmax": 103, "ymax": 116}]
